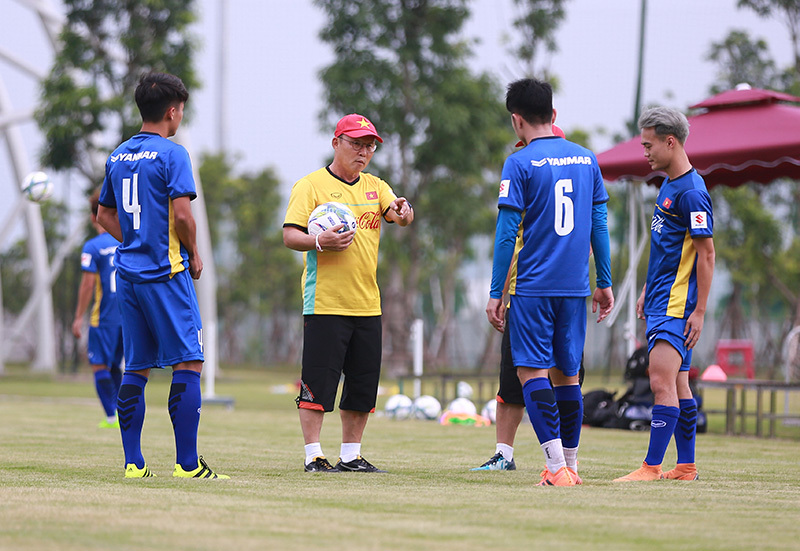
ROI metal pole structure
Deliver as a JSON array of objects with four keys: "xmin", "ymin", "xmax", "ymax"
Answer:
[
  {"xmin": 626, "ymin": 184, "xmax": 638, "ymax": 358},
  {"xmin": 0, "ymin": 198, "xmax": 29, "ymax": 373},
  {"xmin": 0, "ymin": 77, "xmax": 56, "ymax": 372},
  {"xmin": 0, "ymin": 0, "xmax": 63, "ymax": 372},
  {"xmin": 217, "ymin": 0, "xmax": 228, "ymax": 153},
  {"xmin": 411, "ymin": 319, "xmax": 424, "ymax": 398},
  {"xmin": 632, "ymin": 0, "xmax": 647, "ymax": 138},
  {"xmin": 174, "ymin": 130, "xmax": 233, "ymax": 408},
  {"xmin": 626, "ymin": 0, "xmax": 648, "ymax": 359}
]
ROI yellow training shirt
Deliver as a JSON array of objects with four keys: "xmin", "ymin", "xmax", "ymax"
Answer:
[{"xmin": 283, "ymin": 167, "xmax": 397, "ymax": 316}]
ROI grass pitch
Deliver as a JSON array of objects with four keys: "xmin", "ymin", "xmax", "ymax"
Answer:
[{"xmin": 1, "ymin": 366, "xmax": 799, "ymax": 551}]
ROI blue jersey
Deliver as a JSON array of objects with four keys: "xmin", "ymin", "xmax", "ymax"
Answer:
[
  {"xmin": 98, "ymin": 132, "xmax": 197, "ymax": 283},
  {"xmin": 498, "ymin": 136, "xmax": 609, "ymax": 297},
  {"xmin": 644, "ymin": 169, "xmax": 713, "ymax": 319},
  {"xmin": 80, "ymin": 232, "xmax": 121, "ymax": 327}
]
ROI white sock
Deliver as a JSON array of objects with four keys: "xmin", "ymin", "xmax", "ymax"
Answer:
[
  {"xmin": 541, "ymin": 438, "xmax": 567, "ymax": 474},
  {"xmin": 340, "ymin": 442, "xmax": 361, "ymax": 463},
  {"xmin": 304, "ymin": 442, "xmax": 323, "ymax": 465},
  {"xmin": 496, "ymin": 443, "xmax": 514, "ymax": 461},
  {"xmin": 107, "ymin": 415, "xmax": 117, "ymax": 424},
  {"xmin": 563, "ymin": 446, "xmax": 578, "ymax": 471}
]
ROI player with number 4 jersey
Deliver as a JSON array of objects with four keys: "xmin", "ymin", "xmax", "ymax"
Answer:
[
  {"xmin": 100, "ymin": 131, "xmax": 196, "ymax": 283},
  {"xmin": 97, "ymin": 72, "xmax": 227, "ymax": 480}
]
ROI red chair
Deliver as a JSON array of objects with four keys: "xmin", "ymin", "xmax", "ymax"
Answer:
[{"xmin": 715, "ymin": 339, "xmax": 755, "ymax": 379}]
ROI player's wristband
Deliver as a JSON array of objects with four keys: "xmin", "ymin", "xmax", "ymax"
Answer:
[{"xmin": 315, "ymin": 233, "xmax": 323, "ymax": 252}]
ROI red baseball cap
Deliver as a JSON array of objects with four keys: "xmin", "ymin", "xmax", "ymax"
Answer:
[
  {"xmin": 515, "ymin": 124, "xmax": 565, "ymax": 147},
  {"xmin": 335, "ymin": 113, "xmax": 383, "ymax": 143}
]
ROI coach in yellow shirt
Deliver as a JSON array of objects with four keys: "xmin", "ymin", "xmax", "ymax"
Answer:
[{"xmin": 283, "ymin": 113, "xmax": 414, "ymax": 473}]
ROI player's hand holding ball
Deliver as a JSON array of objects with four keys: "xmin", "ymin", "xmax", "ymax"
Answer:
[
  {"xmin": 308, "ymin": 202, "xmax": 357, "ymax": 252},
  {"xmin": 318, "ymin": 224, "xmax": 355, "ymax": 252}
]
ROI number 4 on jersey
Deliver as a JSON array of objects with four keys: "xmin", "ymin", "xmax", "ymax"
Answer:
[{"xmin": 122, "ymin": 173, "xmax": 141, "ymax": 230}]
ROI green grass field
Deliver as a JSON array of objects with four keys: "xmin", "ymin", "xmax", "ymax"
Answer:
[{"xmin": 1, "ymin": 365, "xmax": 799, "ymax": 551}]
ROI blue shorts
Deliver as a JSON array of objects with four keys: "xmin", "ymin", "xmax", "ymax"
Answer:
[
  {"xmin": 508, "ymin": 295, "xmax": 586, "ymax": 377},
  {"xmin": 117, "ymin": 270, "xmax": 204, "ymax": 370},
  {"xmin": 87, "ymin": 324, "xmax": 123, "ymax": 369},
  {"xmin": 646, "ymin": 315, "xmax": 692, "ymax": 371}
]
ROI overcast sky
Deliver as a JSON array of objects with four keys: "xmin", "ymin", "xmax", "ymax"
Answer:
[
  {"xmin": 0, "ymin": 0, "xmax": 795, "ymax": 213},
  {"xmin": 187, "ymin": 0, "xmax": 795, "ymax": 184}
]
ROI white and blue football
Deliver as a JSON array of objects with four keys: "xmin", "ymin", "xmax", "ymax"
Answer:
[{"xmin": 307, "ymin": 202, "xmax": 357, "ymax": 235}]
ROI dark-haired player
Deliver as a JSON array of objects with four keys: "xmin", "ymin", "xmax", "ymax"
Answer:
[
  {"xmin": 72, "ymin": 190, "xmax": 123, "ymax": 428},
  {"xmin": 97, "ymin": 72, "xmax": 227, "ymax": 479},
  {"xmin": 486, "ymin": 78, "xmax": 614, "ymax": 486}
]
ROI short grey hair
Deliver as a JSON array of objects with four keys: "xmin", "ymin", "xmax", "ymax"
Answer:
[{"xmin": 638, "ymin": 106, "xmax": 690, "ymax": 144}]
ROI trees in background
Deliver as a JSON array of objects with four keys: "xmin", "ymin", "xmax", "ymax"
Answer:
[
  {"xmin": 704, "ymin": 0, "xmax": 800, "ymax": 372},
  {"xmin": 506, "ymin": 0, "xmax": 568, "ymax": 81},
  {"xmin": 314, "ymin": 0, "xmax": 510, "ymax": 372},
  {"xmin": 29, "ymin": 0, "xmax": 197, "ymax": 367},
  {"xmin": 198, "ymin": 154, "xmax": 302, "ymax": 365},
  {"xmin": 37, "ymin": 0, "xmax": 198, "ymax": 183},
  {"xmin": 0, "ymin": 199, "xmax": 79, "ymax": 370}
]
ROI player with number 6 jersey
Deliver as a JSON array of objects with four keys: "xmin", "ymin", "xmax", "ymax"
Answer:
[
  {"xmin": 487, "ymin": 78, "xmax": 614, "ymax": 487},
  {"xmin": 498, "ymin": 129, "xmax": 608, "ymax": 297}
]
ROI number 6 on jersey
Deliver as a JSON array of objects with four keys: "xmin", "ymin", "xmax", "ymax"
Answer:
[{"xmin": 554, "ymin": 178, "xmax": 574, "ymax": 236}]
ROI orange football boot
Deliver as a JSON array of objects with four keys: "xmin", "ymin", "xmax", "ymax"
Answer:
[
  {"xmin": 567, "ymin": 467, "xmax": 583, "ymax": 485},
  {"xmin": 661, "ymin": 463, "xmax": 699, "ymax": 480},
  {"xmin": 613, "ymin": 461, "xmax": 663, "ymax": 482},
  {"xmin": 538, "ymin": 466, "xmax": 576, "ymax": 486}
]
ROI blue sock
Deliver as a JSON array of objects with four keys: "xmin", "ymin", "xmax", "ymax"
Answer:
[
  {"xmin": 94, "ymin": 369, "xmax": 117, "ymax": 418},
  {"xmin": 675, "ymin": 398, "xmax": 698, "ymax": 464},
  {"xmin": 554, "ymin": 384, "xmax": 583, "ymax": 449},
  {"xmin": 169, "ymin": 370, "xmax": 202, "ymax": 471},
  {"xmin": 110, "ymin": 366, "xmax": 123, "ymax": 396},
  {"xmin": 522, "ymin": 377, "xmax": 560, "ymax": 445},
  {"xmin": 644, "ymin": 405, "xmax": 680, "ymax": 466},
  {"xmin": 117, "ymin": 372, "xmax": 148, "ymax": 468}
]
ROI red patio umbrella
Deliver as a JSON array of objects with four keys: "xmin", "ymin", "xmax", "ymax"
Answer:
[{"xmin": 597, "ymin": 87, "xmax": 800, "ymax": 188}]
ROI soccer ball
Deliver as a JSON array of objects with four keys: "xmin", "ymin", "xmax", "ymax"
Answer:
[
  {"xmin": 481, "ymin": 399, "xmax": 498, "ymax": 424},
  {"xmin": 384, "ymin": 394, "xmax": 413, "ymax": 420},
  {"xmin": 446, "ymin": 397, "xmax": 477, "ymax": 415},
  {"xmin": 307, "ymin": 202, "xmax": 357, "ymax": 235},
  {"xmin": 412, "ymin": 395, "xmax": 442, "ymax": 420},
  {"xmin": 456, "ymin": 381, "xmax": 474, "ymax": 399},
  {"xmin": 21, "ymin": 171, "xmax": 54, "ymax": 202}
]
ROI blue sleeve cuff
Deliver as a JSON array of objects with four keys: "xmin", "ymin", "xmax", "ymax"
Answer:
[
  {"xmin": 591, "ymin": 202, "xmax": 612, "ymax": 288},
  {"xmin": 490, "ymin": 208, "xmax": 522, "ymax": 298}
]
